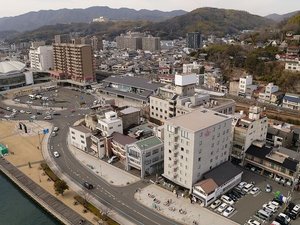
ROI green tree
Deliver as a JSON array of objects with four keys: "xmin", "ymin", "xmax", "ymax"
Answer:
[{"xmin": 54, "ymin": 180, "xmax": 69, "ymax": 196}]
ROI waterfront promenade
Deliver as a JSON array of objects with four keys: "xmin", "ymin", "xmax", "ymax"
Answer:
[{"xmin": 0, "ymin": 157, "xmax": 93, "ymax": 225}]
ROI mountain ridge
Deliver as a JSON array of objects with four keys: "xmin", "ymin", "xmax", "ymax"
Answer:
[{"xmin": 0, "ymin": 6, "xmax": 187, "ymax": 32}]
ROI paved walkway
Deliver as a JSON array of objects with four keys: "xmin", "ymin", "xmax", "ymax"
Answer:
[
  {"xmin": 0, "ymin": 157, "xmax": 92, "ymax": 225},
  {"xmin": 3, "ymin": 99, "xmax": 66, "ymax": 111},
  {"xmin": 135, "ymin": 184, "xmax": 239, "ymax": 225},
  {"xmin": 67, "ymin": 136, "xmax": 140, "ymax": 187}
]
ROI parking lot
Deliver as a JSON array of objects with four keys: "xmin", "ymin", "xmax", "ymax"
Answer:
[{"xmin": 209, "ymin": 168, "xmax": 300, "ymax": 225}]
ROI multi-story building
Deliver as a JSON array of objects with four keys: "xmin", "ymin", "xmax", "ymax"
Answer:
[
  {"xmin": 52, "ymin": 43, "xmax": 95, "ymax": 83},
  {"xmin": 69, "ymin": 125, "xmax": 92, "ymax": 151},
  {"xmin": 231, "ymin": 106, "xmax": 268, "ymax": 164},
  {"xmin": 182, "ymin": 62, "xmax": 202, "ymax": 74},
  {"xmin": 126, "ymin": 136, "xmax": 164, "ymax": 178},
  {"xmin": 109, "ymin": 132, "xmax": 137, "ymax": 161},
  {"xmin": 150, "ymin": 73, "xmax": 235, "ymax": 124},
  {"xmin": 163, "ymin": 109, "xmax": 232, "ymax": 190},
  {"xmin": 116, "ymin": 32, "xmax": 143, "ymax": 50},
  {"xmin": 29, "ymin": 45, "xmax": 53, "ymax": 71},
  {"xmin": 238, "ymin": 75, "xmax": 253, "ymax": 96},
  {"xmin": 259, "ymin": 83, "xmax": 279, "ymax": 103},
  {"xmin": 97, "ymin": 111, "xmax": 123, "ymax": 137},
  {"xmin": 186, "ymin": 32, "xmax": 202, "ymax": 49},
  {"xmin": 285, "ymin": 59, "xmax": 300, "ymax": 72},
  {"xmin": 142, "ymin": 36, "xmax": 161, "ymax": 52}
]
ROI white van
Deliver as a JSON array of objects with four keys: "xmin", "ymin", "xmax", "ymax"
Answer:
[
  {"xmin": 256, "ymin": 209, "xmax": 272, "ymax": 221},
  {"xmin": 243, "ymin": 183, "xmax": 254, "ymax": 193}
]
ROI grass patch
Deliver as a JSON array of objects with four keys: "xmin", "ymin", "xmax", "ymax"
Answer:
[
  {"xmin": 40, "ymin": 162, "xmax": 59, "ymax": 182},
  {"xmin": 74, "ymin": 195, "xmax": 119, "ymax": 225}
]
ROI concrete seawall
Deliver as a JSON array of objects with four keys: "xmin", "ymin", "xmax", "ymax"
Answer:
[{"xmin": 0, "ymin": 157, "xmax": 92, "ymax": 225}]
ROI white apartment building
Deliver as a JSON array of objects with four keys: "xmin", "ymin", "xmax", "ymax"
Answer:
[
  {"xmin": 259, "ymin": 83, "xmax": 279, "ymax": 103},
  {"xmin": 231, "ymin": 106, "xmax": 268, "ymax": 164},
  {"xmin": 69, "ymin": 125, "xmax": 92, "ymax": 151},
  {"xmin": 238, "ymin": 75, "xmax": 253, "ymax": 96},
  {"xmin": 29, "ymin": 45, "xmax": 54, "ymax": 71},
  {"xmin": 285, "ymin": 60, "xmax": 300, "ymax": 72},
  {"xmin": 126, "ymin": 136, "xmax": 164, "ymax": 178},
  {"xmin": 97, "ymin": 111, "xmax": 123, "ymax": 137},
  {"xmin": 150, "ymin": 73, "xmax": 235, "ymax": 124},
  {"xmin": 182, "ymin": 62, "xmax": 202, "ymax": 74},
  {"xmin": 163, "ymin": 109, "xmax": 232, "ymax": 190}
]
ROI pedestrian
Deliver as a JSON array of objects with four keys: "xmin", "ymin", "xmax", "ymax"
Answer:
[{"xmin": 176, "ymin": 193, "xmax": 178, "ymax": 198}]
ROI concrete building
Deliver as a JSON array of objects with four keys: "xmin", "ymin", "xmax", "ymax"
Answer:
[
  {"xmin": 231, "ymin": 106, "xmax": 268, "ymax": 164},
  {"xmin": 126, "ymin": 136, "xmax": 164, "ymax": 178},
  {"xmin": 150, "ymin": 73, "xmax": 235, "ymax": 124},
  {"xmin": 259, "ymin": 83, "xmax": 279, "ymax": 103},
  {"xmin": 90, "ymin": 132, "xmax": 106, "ymax": 158},
  {"xmin": 267, "ymin": 122, "xmax": 294, "ymax": 148},
  {"xmin": 97, "ymin": 111, "xmax": 123, "ymax": 137},
  {"xmin": 238, "ymin": 75, "xmax": 254, "ymax": 96},
  {"xmin": 119, "ymin": 107, "xmax": 140, "ymax": 130},
  {"xmin": 29, "ymin": 45, "xmax": 53, "ymax": 71},
  {"xmin": 142, "ymin": 36, "xmax": 161, "ymax": 52},
  {"xmin": 116, "ymin": 32, "xmax": 143, "ymax": 50},
  {"xmin": 182, "ymin": 62, "xmax": 202, "ymax": 74},
  {"xmin": 109, "ymin": 132, "xmax": 137, "ymax": 161},
  {"xmin": 163, "ymin": 109, "xmax": 232, "ymax": 190},
  {"xmin": 192, "ymin": 162, "xmax": 242, "ymax": 206},
  {"xmin": 285, "ymin": 60, "xmax": 300, "ymax": 72},
  {"xmin": 186, "ymin": 32, "xmax": 202, "ymax": 49},
  {"xmin": 52, "ymin": 43, "xmax": 95, "ymax": 83},
  {"xmin": 69, "ymin": 125, "xmax": 92, "ymax": 151}
]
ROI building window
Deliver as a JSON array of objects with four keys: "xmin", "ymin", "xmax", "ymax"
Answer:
[
  {"xmin": 81, "ymin": 140, "xmax": 85, "ymax": 144},
  {"xmin": 118, "ymin": 124, "xmax": 121, "ymax": 127},
  {"xmin": 181, "ymin": 147, "xmax": 184, "ymax": 151},
  {"xmin": 100, "ymin": 144, "xmax": 104, "ymax": 147},
  {"xmin": 146, "ymin": 152, "xmax": 151, "ymax": 157},
  {"xmin": 71, "ymin": 131, "xmax": 75, "ymax": 134},
  {"xmin": 72, "ymin": 136, "xmax": 75, "ymax": 140},
  {"xmin": 80, "ymin": 135, "xmax": 84, "ymax": 138},
  {"xmin": 152, "ymin": 149, "xmax": 159, "ymax": 154},
  {"xmin": 198, "ymin": 157, "xmax": 201, "ymax": 161}
]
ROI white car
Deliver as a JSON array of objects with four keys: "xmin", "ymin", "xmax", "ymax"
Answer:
[
  {"xmin": 221, "ymin": 195, "xmax": 234, "ymax": 205},
  {"xmin": 278, "ymin": 213, "xmax": 291, "ymax": 223},
  {"xmin": 53, "ymin": 151, "xmax": 60, "ymax": 158},
  {"xmin": 275, "ymin": 176, "xmax": 281, "ymax": 182},
  {"xmin": 217, "ymin": 203, "xmax": 228, "ymax": 213},
  {"xmin": 44, "ymin": 115, "xmax": 52, "ymax": 120},
  {"xmin": 222, "ymin": 206, "xmax": 235, "ymax": 217},
  {"xmin": 20, "ymin": 110, "xmax": 25, "ymax": 114},
  {"xmin": 6, "ymin": 107, "xmax": 11, "ymax": 111},
  {"xmin": 210, "ymin": 200, "xmax": 222, "ymax": 209},
  {"xmin": 250, "ymin": 187, "xmax": 260, "ymax": 195},
  {"xmin": 26, "ymin": 100, "xmax": 33, "ymax": 104},
  {"xmin": 263, "ymin": 204, "xmax": 277, "ymax": 213},
  {"xmin": 4, "ymin": 114, "xmax": 11, "ymax": 118},
  {"xmin": 269, "ymin": 201, "xmax": 279, "ymax": 209},
  {"xmin": 53, "ymin": 127, "xmax": 59, "ymax": 132},
  {"xmin": 238, "ymin": 181, "xmax": 247, "ymax": 189},
  {"xmin": 14, "ymin": 98, "xmax": 20, "ymax": 102},
  {"xmin": 12, "ymin": 109, "xmax": 17, "ymax": 113},
  {"xmin": 30, "ymin": 115, "xmax": 36, "ymax": 120},
  {"xmin": 247, "ymin": 219, "xmax": 261, "ymax": 225},
  {"xmin": 26, "ymin": 111, "xmax": 32, "ymax": 114}
]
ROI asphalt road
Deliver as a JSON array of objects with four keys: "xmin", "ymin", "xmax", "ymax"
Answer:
[{"xmin": 0, "ymin": 98, "xmax": 180, "ymax": 225}]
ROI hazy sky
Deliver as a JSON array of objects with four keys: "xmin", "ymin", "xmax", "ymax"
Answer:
[{"xmin": 0, "ymin": 0, "xmax": 299, "ymax": 17}]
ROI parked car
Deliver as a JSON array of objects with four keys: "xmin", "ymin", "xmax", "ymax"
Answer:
[
  {"xmin": 20, "ymin": 110, "xmax": 25, "ymax": 114},
  {"xmin": 275, "ymin": 176, "xmax": 281, "ymax": 182},
  {"xmin": 238, "ymin": 182, "xmax": 247, "ymax": 189},
  {"xmin": 217, "ymin": 203, "xmax": 228, "ymax": 213},
  {"xmin": 14, "ymin": 98, "xmax": 20, "ymax": 102},
  {"xmin": 221, "ymin": 195, "xmax": 234, "ymax": 205},
  {"xmin": 233, "ymin": 187, "xmax": 246, "ymax": 196},
  {"xmin": 278, "ymin": 213, "xmax": 291, "ymax": 223},
  {"xmin": 210, "ymin": 199, "xmax": 222, "ymax": 209},
  {"xmin": 44, "ymin": 116, "xmax": 52, "ymax": 120},
  {"xmin": 26, "ymin": 111, "xmax": 31, "ymax": 114},
  {"xmin": 30, "ymin": 115, "xmax": 37, "ymax": 120},
  {"xmin": 265, "ymin": 184, "xmax": 272, "ymax": 193},
  {"xmin": 53, "ymin": 151, "xmax": 60, "ymax": 158},
  {"xmin": 250, "ymin": 187, "xmax": 260, "ymax": 195},
  {"xmin": 108, "ymin": 156, "xmax": 118, "ymax": 164},
  {"xmin": 83, "ymin": 181, "xmax": 93, "ymax": 189},
  {"xmin": 222, "ymin": 206, "xmax": 235, "ymax": 217},
  {"xmin": 51, "ymin": 132, "xmax": 57, "ymax": 137},
  {"xmin": 243, "ymin": 183, "xmax": 254, "ymax": 193},
  {"xmin": 37, "ymin": 112, "xmax": 42, "ymax": 115},
  {"xmin": 247, "ymin": 219, "xmax": 261, "ymax": 225},
  {"xmin": 275, "ymin": 215, "xmax": 289, "ymax": 225},
  {"xmin": 53, "ymin": 127, "xmax": 59, "ymax": 132}
]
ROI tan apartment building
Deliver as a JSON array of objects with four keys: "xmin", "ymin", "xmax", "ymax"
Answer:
[
  {"xmin": 52, "ymin": 43, "xmax": 95, "ymax": 83},
  {"xmin": 163, "ymin": 109, "xmax": 232, "ymax": 190}
]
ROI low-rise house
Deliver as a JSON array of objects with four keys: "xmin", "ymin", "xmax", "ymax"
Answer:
[
  {"xmin": 192, "ymin": 162, "xmax": 242, "ymax": 206},
  {"xmin": 109, "ymin": 132, "xmax": 137, "ymax": 161},
  {"xmin": 282, "ymin": 93, "xmax": 300, "ymax": 110},
  {"xmin": 97, "ymin": 111, "xmax": 123, "ymax": 137},
  {"xmin": 258, "ymin": 83, "xmax": 279, "ymax": 103},
  {"xmin": 126, "ymin": 136, "xmax": 164, "ymax": 178},
  {"xmin": 267, "ymin": 122, "xmax": 294, "ymax": 148},
  {"xmin": 245, "ymin": 143, "xmax": 299, "ymax": 183}
]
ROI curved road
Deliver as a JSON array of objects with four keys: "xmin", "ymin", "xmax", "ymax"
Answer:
[{"xmin": 0, "ymin": 100, "xmax": 179, "ymax": 225}]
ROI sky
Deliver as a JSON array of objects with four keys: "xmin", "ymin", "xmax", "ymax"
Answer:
[{"xmin": 0, "ymin": 0, "xmax": 299, "ymax": 18}]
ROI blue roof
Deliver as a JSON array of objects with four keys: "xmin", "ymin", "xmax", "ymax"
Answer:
[{"xmin": 283, "ymin": 94, "xmax": 300, "ymax": 103}]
